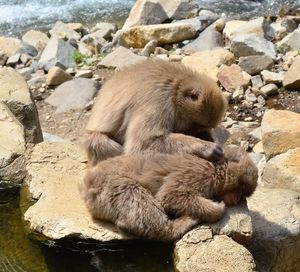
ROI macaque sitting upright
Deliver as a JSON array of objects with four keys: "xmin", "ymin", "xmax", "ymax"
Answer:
[
  {"xmin": 85, "ymin": 59, "xmax": 227, "ymax": 166},
  {"xmin": 80, "ymin": 146, "xmax": 258, "ymax": 242}
]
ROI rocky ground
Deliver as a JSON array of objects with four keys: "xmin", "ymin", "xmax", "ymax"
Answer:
[{"xmin": 0, "ymin": 0, "xmax": 300, "ymax": 271}]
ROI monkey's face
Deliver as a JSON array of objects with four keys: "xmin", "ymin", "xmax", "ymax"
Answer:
[{"xmin": 177, "ymin": 81, "xmax": 227, "ymax": 129}]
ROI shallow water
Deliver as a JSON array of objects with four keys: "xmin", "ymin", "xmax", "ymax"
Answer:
[
  {"xmin": 0, "ymin": 0, "xmax": 300, "ymax": 36},
  {"xmin": 0, "ymin": 187, "xmax": 174, "ymax": 272}
]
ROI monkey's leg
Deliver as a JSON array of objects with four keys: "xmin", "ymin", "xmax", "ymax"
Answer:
[
  {"xmin": 85, "ymin": 131, "xmax": 124, "ymax": 165},
  {"xmin": 158, "ymin": 193, "xmax": 226, "ymax": 223}
]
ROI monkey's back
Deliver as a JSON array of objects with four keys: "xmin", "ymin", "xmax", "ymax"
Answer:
[{"xmin": 86, "ymin": 60, "xmax": 218, "ymax": 138}]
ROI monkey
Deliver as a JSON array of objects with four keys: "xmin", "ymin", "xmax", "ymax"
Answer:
[
  {"xmin": 79, "ymin": 146, "xmax": 258, "ymax": 242},
  {"xmin": 85, "ymin": 59, "xmax": 227, "ymax": 166}
]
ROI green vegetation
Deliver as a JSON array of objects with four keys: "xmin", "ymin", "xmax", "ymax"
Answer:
[{"xmin": 72, "ymin": 50, "xmax": 89, "ymax": 64}]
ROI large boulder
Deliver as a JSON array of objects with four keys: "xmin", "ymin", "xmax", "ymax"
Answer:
[
  {"xmin": 261, "ymin": 109, "xmax": 300, "ymax": 158},
  {"xmin": 0, "ymin": 36, "xmax": 38, "ymax": 57},
  {"xmin": 247, "ymin": 187, "xmax": 300, "ymax": 272},
  {"xmin": 22, "ymin": 30, "xmax": 49, "ymax": 51},
  {"xmin": 238, "ymin": 55, "xmax": 274, "ymax": 75},
  {"xmin": 277, "ymin": 29, "xmax": 300, "ymax": 53},
  {"xmin": 49, "ymin": 21, "xmax": 81, "ymax": 40},
  {"xmin": 230, "ymin": 34, "xmax": 276, "ymax": 60},
  {"xmin": 182, "ymin": 48, "xmax": 234, "ymax": 81},
  {"xmin": 122, "ymin": 0, "xmax": 168, "ymax": 29},
  {"xmin": 174, "ymin": 229, "xmax": 256, "ymax": 272},
  {"xmin": 38, "ymin": 37, "xmax": 76, "ymax": 71},
  {"xmin": 160, "ymin": 0, "xmax": 199, "ymax": 20},
  {"xmin": 45, "ymin": 78, "xmax": 100, "ymax": 113},
  {"xmin": 99, "ymin": 46, "xmax": 147, "ymax": 69},
  {"xmin": 283, "ymin": 56, "xmax": 300, "ymax": 90},
  {"xmin": 262, "ymin": 148, "xmax": 300, "ymax": 192},
  {"xmin": 24, "ymin": 141, "xmax": 127, "ymax": 241},
  {"xmin": 0, "ymin": 67, "xmax": 42, "ymax": 143},
  {"xmin": 120, "ymin": 22, "xmax": 197, "ymax": 48}
]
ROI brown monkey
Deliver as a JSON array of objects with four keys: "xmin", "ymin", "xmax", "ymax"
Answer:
[
  {"xmin": 80, "ymin": 146, "xmax": 258, "ymax": 242},
  {"xmin": 86, "ymin": 59, "xmax": 227, "ymax": 166}
]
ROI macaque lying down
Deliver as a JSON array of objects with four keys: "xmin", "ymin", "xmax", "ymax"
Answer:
[{"xmin": 80, "ymin": 146, "xmax": 258, "ymax": 242}]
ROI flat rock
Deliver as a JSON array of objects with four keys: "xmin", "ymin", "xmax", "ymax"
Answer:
[
  {"xmin": 174, "ymin": 229, "xmax": 256, "ymax": 272},
  {"xmin": 120, "ymin": 22, "xmax": 197, "ymax": 48},
  {"xmin": 22, "ymin": 30, "xmax": 49, "ymax": 51},
  {"xmin": 24, "ymin": 141, "xmax": 127, "ymax": 241},
  {"xmin": 6, "ymin": 53, "xmax": 21, "ymax": 67},
  {"xmin": 238, "ymin": 55, "xmax": 273, "ymax": 75},
  {"xmin": 230, "ymin": 34, "xmax": 276, "ymax": 60},
  {"xmin": 259, "ymin": 83, "xmax": 278, "ymax": 96},
  {"xmin": 247, "ymin": 187, "xmax": 300, "ymax": 272},
  {"xmin": 217, "ymin": 64, "xmax": 251, "ymax": 92},
  {"xmin": 90, "ymin": 22, "xmax": 117, "ymax": 40},
  {"xmin": 251, "ymin": 75, "xmax": 264, "ymax": 90},
  {"xmin": 0, "ymin": 102, "xmax": 25, "ymax": 169},
  {"xmin": 0, "ymin": 36, "xmax": 38, "ymax": 57},
  {"xmin": 224, "ymin": 17, "xmax": 272, "ymax": 41},
  {"xmin": 38, "ymin": 37, "xmax": 76, "ymax": 71},
  {"xmin": 81, "ymin": 31, "xmax": 108, "ymax": 53},
  {"xmin": 45, "ymin": 78, "xmax": 100, "ymax": 113},
  {"xmin": 183, "ymin": 24, "xmax": 223, "ymax": 53},
  {"xmin": 161, "ymin": 0, "xmax": 199, "ymax": 20},
  {"xmin": 46, "ymin": 66, "xmax": 73, "ymax": 86},
  {"xmin": 283, "ymin": 56, "xmax": 300, "ymax": 90},
  {"xmin": 75, "ymin": 69, "xmax": 93, "ymax": 78},
  {"xmin": 261, "ymin": 70, "xmax": 285, "ymax": 84},
  {"xmin": 0, "ymin": 67, "xmax": 42, "ymax": 143},
  {"xmin": 49, "ymin": 21, "xmax": 81, "ymax": 40},
  {"xmin": 100, "ymin": 46, "xmax": 147, "ymax": 69},
  {"xmin": 223, "ymin": 20, "xmax": 247, "ymax": 40},
  {"xmin": 261, "ymin": 109, "xmax": 300, "ymax": 158},
  {"xmin": 262, "ymin": 148, "xmax": 300, "ymax": 192},
  {"xmin": 278, "ymin": 29, "xmax": 300, "ymax": 53},
  {"xmin": 122, "ymin": 0, "xmax": 168, "ymax": 29},
  {"xmin": 182, "ymin": 48, "xmax": 234, "ymax": 81}
]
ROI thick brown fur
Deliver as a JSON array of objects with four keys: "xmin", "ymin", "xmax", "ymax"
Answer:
[
  {"xmin": 86, "ymin": 59, "xmax": 227, "ymax": 166},
  {"xmin": 79, "ymin": 146, "xmax": 258, "ymax": 242}
]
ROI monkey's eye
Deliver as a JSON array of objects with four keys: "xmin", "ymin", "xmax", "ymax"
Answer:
[{"xmin": 190, "ymin": 94, "xmax": 198, "ymax": 101}]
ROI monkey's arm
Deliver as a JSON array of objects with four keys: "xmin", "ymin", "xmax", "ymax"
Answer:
[
  {"xmin": 85, "ymin": 131, "xmax": 123, "ymax": 166},
  {"xmin": 124, "ymin": 114, "xmax": 223, "ymax": 162},
  {"xmin": 156, "ymin": 190, "xmax": 225, "ymax": 223}
]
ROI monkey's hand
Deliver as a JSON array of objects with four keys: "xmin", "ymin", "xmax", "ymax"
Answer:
[{"xmin": 192, "ymin": 140, "xmax": 224, "ymax": 162}]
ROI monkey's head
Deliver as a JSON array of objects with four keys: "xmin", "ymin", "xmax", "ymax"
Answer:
[
  {"xmin": 176, "ymin": 73, "xmax": 227, "ymax": 130},
  {"xmin": 222, "ymin": 146, "xmax": 258, "ymax": 205}
]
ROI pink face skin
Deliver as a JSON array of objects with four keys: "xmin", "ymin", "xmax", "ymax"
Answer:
[{"xmin": 222, "ymin": 187, "xmax": 243, "ymax": 206}]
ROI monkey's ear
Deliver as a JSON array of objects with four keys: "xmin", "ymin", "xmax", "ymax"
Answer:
[{"xmin": 224, "ymin": 146, "xmax": 244, "ymax": 163}]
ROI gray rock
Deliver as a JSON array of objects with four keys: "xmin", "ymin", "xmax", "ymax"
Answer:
[
  {"xmin": 90, "ymin": 22, "xmax": 117, "ymax": 40},
  {"xmin": 198, "ymin": 9, "xmax": 219, "ymax": 21},
  {"xmin": 166, "ymin": 0, "xmax": 199, "ymax": 20},
  {"xmin": 75, "ymin": 69, "xmax": 93, "ymax": 79},
  {"xmin": 45, "ymin": 78, "xmax": 100, "ymax": 113},
  {"xmin": 17, "ymin": 67, "xmax": 34, "ymax": 81},
  {"xmin": 6, "ymin": 53, "xmax": 21, "ymax": 67},
  {"xmin": 262, "ymin": 148, "xmax": 300, "ymax": 192},
  {"xmin": 259, "ymin": 83, "xmax": 278, "ymax": 96},
  {"xmin": 247, "ymin": 187, "xmax": 300, "ymax": 272},
  {"xmin": 175, "ymin": 16, "xmax": 212, "ymax": 33},
  {"xmin": 0, "ymin": 102, "xmax": 25, "ymax": 169},
  {"xmin": 22, "ymin": 30, "xmax": 49, "ymax": 51},
  {"xmin": 42, "ymin": 132, "xmax": 66, "ymax": 142},
  {"xmin": 141, "ymin": 40, "xmax": 158, "ymax": 56},
  {"xmin": 49, "ymin": 21, "xmax": 81, "ymax": 41},
  {"xmin": 183, "ymin": 24, "xmax": 223, "ymax": 53},
  {"xmin": 174, "ymin": 229, "xmax": 256, "ymax": 272},
  {"xmin": 238, "ymin": 55, "xmax": 274, "ymax": 75},
  {"xmin": 270, "ymin": 22, "xmax": 288, "ymax": 40},
  {"xmin": 261, "ymin": 70, "xmax": 285, "ymax": 84},
  {"xmin": 230, "ymin": 34, "xmax": 277, "ymax": 60},
  {"xmin": 122, "ymin": 0, "xmax": 168, "ymax": 29},
  {"xmin": 38, "ymin": 37, "xmax": 76, "ymax": 71},
  {"xmin": 0, "ymin": 67, "xmax": 42, "ymax": 143},
  {"xmin": 100, "ymin": 46, "xmax": 147, "ymax": 69},
  {"xmin": 278, "ymin": 29, "xmax": 300, "ymax": 53},
  {"xmin": 283, "ymin": 56, "xmax": 300, "ymax": 90},
  {"xmin": 81, "ymin": 31, "xmax": 108, "ymax": 52},
  {"xmin": 251, "ymin": 75, "xmax": 264, "ymax": 90}
]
